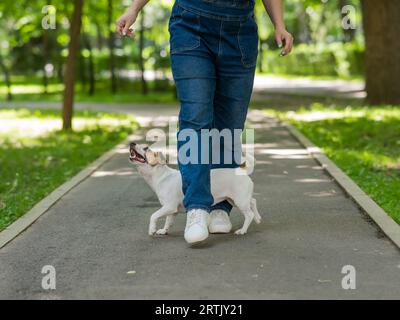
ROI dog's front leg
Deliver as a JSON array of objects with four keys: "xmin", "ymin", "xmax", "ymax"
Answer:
[
  {"xmin": 149, "ymin": 206, "xmax": 176, "ymax": 236},
  {"xmin": 156, "ymin": 213, "xmax": 178, "ymax": 235}
]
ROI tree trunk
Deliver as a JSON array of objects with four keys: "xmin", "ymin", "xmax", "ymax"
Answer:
[
  {"xmin": 95, "ymin": 21, "xmax": 104, "ymax": 49},
  {"xmin": 79, "ymin": 47, "xmax": 87, "ymax": 91},
  {"xmin": 258, "ymin": 38, "xmax": 264, "ymax": 73},
  {"xmin": 138, "ymin": 11, "xmax": 148, "ymax": 95},
  {"xmin": 42, "ymin": 29, "xmax": 49, "ymax": 94},
  {"xmin": 42, "ymin": 0, "xmax": 52, "ymax": 94},
  {"xmin": 362, "ymin": 0, "xmax": 400, "ymax": 104},
  {"xmin": 83, "ymin": 33, "xmax": 95, "ymax": 96},
  {"xmin": 0, "ymin": 55, "xmax": 12, "ymax": 101},
  {"xmin": 107, "ymin": 0, "xmax": 117, "ymax": 94},
  {"xmin": 62, "ymin": 0, "xmax": 83, "ymax": 130}
]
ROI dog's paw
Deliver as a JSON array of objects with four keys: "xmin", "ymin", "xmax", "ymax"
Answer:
[
  {"xmin": 234, "ymin": 228, "xmax": 247, "ymax": 235},
  {"xmin": 148, "ymin": 226, "xmax": 157, "ymax": 236},
  {"xmin": 156, "ymin": 228, "xmax": 168, "ymax": 235},
  {"xmin": 254, "ymin": 216, "xmax": 262, "ymax": 224}
]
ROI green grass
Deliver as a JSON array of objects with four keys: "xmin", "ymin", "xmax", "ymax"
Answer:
[
  {"xmin": 0, "ymin": 108, "xmax": 138, "ymax": 231},
  {"xmin": 0, "ymin": 76, "xmax": 177, "ymax": 104},
  {"xmin": 266, "ymin": 104, "xmax": 400, "ymax": 224}
]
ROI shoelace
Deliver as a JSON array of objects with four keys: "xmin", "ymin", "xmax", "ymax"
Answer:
[
  {"xmin": 187, "ymin": 211, "xmax": 203, "ymax": 228},
  {"xmin": 215, "ymin": 211, "xmax": 226, "ymax": 219}
]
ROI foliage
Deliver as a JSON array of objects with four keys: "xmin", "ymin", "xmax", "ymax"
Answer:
[
  {"xmin": 260, "ymin": 42, "xmax": 364, "ymax": 78},
  {"xmin": 0, "ymin": 0, "xmax": 365, "ymax": 100}
]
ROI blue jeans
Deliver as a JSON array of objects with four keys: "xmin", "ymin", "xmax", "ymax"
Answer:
[{"xmin": 169, "ymin": 0, "xmax": 258, "ymax": 213}]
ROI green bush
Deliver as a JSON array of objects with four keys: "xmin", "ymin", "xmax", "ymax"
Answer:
[{"xmin": 260, "ymin": 42, "xmax": 364, "ymax": 78}]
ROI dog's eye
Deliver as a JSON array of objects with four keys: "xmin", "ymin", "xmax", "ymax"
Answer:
[{"xmin": 144, "ymin": 147, "xmax": 149, "ymax": 151}]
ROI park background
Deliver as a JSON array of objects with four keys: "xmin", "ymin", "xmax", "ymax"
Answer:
[{"xmin": 0, "ymin": 0, "xmax": 399, "ymax": 231}]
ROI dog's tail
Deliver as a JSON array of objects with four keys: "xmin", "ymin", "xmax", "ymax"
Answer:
[
  {"xmin": 251, "ymin": 198, "xmax": 262, "ymax": 224},
  {"xmin": 239, "ymin": 153, "xmax": 255, "ymax": 175}
]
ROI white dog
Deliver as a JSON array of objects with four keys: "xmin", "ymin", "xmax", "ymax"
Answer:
[{"xmin": 129, "ymin": 143, "xmax": 261, "ymax": 236}]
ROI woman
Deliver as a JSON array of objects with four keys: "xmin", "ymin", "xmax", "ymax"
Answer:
[{"xmin": 117, "ymin": 0, "xmax": 293, "ymax": 245}]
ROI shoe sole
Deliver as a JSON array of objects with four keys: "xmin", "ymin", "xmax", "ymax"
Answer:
[
  {"xmin": 188, "ymin": 238, "xmax": 208, "ymax": 247},
  {"xmin": 185, "ymin": 234, "xmax": 209, "ymax": 246},
  {"xmin": 208, "ymin": 226, "xmax": 232, "ymax": 234}
]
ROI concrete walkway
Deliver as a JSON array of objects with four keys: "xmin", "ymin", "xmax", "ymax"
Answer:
[
  {"xmin": 0, "ymin": 106, "xmax": 399, "ymax": 299},
  {"xmin": 253, "ymin": 75, "xmax": 365, "ymax": 99}
]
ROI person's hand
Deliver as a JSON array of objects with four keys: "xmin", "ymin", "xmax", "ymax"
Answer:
[
  {"xmin": 116, "ymin": 8, "xmax": 138, "ymax": 38},
  {"xmin": 274, "ymin": 28, "xmax": 294, "ymax": 56}
]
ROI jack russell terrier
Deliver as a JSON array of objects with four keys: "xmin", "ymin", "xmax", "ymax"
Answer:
[{"xmin": 129, "ymin": 143, "xmax": 261, "ymax": 236}]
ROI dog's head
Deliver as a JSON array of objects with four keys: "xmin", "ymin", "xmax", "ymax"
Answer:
[{"xmin": 129, "ymin": 143, "xmax": 167, "ymax": 166}]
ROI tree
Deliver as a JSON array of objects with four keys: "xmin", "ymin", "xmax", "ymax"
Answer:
[
  {"xmin": 138, "ymin": 10, "xmax": 148, "ymax": 95},
  {"xmin": 361, "ymin": 0, "xmax": 400, "ymax": 104},
  {"xmin": 107, "ymin": 0, "xmax": 117, "ymax": 94},
  {"xmin": 0, "ymin": 55, "xmax": 12, "ymax": 101},
  {"xmin": 62, "ymin": 0, "xmax": 84, "ymax": 130}
]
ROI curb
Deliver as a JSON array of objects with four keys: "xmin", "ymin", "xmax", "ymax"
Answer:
[
  {"xmin": 0, "ymin": 134, "xmax": 137, "ymax": 249},
  {"xmin": 284, "ymin": 122, "xmax": 400, "ymax": 249}
]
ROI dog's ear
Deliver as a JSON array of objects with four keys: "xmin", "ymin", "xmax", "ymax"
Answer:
[
  {"xmin": 146, "ymin": 150, "xmax": 157, "ymax": 166},
  {"xmin": 155, "ymin": 151, "xmax": 167, "ymax": 165}
]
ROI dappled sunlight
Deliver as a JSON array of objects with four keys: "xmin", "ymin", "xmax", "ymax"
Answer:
[
  {"xmin": 257, "ymin": 148, "xmax": 309, "ymax": 155},
  {"xmin": 248, "ymin": 142, "xmax": 282, "ymax": 149},
  {"xmin": 295, "ymin": 178, "xmax": 332, "ymax": 183},
  {"xmin": 135, "ymin": 115, "xmax": 178, "ymax": 128},
  {"xmin": 287, "ymin": 110, "xmax": 365, "ymax": 122},
  {"xmin": 253, "ymin": 160, "xmax": 273, "ymax": 165},
  {"xmin": 256, "ymin": 148, "xmax": 311, "ymax": 160},
  {"xmin": 91, "ymin": 170, "xmax": 135, "ymax": 177},
  {"xmin": 269, "ymin": 154, "xmax": 311, "ymax": 160},
  {"xmin": 0, "ymin": 83, "xmax": 63, "ymax": 95},
  {"xmin": 0, "ymin": 114, "xmax": 137, "ymax": 146},
  {"xmin": 247, "ymin": 109, "xmax": 274, "ymax": 122},
  {"xmin": 304, "ymin": 190, "xmax": 338, "ymax": 198},
  {"xmin": 284, "ymin": 105, "xmax": 400, "ymax": 123}
]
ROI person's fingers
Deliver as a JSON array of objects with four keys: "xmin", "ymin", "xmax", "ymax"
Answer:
[
  {"xmin": 126, "ymin": 28, "xmax": 135, "ymax": 38},
  {"xmin": 123, "ymin": 18, "xmax": 134, "ymax": 36},
  {"xmin": 281, "ymin": 34, "xmax": 293, "ymax": 56},
  {"xmin": 275, "ymin": 33, "xmax": 283, "ymax": 49},
  {"xmin": 286, "ymin": 34, "xmax": 293, "ymax": 54},
  {"xmin": 116, "ymin": 24, "xmax": 123, "ymax": 35},
  {"xmin": 116, "ymin": 19, "xmax": 125, "ymax": 35}
]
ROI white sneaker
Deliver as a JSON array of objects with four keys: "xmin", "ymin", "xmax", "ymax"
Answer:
[
  {"xmin": 208, "ymin": 209, "xmax": 232, "ymax": 234},
  {"xmin": 184, "ymin": 209, "xmax": 209, "ymax": 244}
]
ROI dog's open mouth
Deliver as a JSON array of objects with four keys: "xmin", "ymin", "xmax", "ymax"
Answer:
[{"xmin": 129, "ymin": 145, "xmax": 147, "ymax": 164}]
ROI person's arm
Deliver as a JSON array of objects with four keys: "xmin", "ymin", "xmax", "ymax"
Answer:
[
  {"xmin": 116, "ymin": 0, "xmax": 151, "ymax": 37},
  {"xmin": 262, "ymin": 0, "xmax": 293, "ymax": 55}
]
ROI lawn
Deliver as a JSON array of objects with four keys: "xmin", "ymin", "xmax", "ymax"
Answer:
[
  {"xmin": 266, "ymin": 104, "xmax": 400, "ymax": 224},
  {"xmin": 0, "ymin": 76, "xmax": 177, "ymax": 104},
  {"xmin": 0, "ymin": 108, "xmax": 138, "ymax": 231}
]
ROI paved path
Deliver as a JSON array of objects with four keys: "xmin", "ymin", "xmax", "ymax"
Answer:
[
  {"xmin": 0, "ymin": 105, "xmax": 399, "ymax": 299},
  {"xmin": 0, "ymin": 107, "xmax": 400, "ymax": 299},
  {"xmin": 253, "ymin": 75, "xmax": 365, "ymax": 99}
]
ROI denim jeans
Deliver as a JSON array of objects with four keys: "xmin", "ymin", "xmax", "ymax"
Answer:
[{"xmin": 169, "ymin": 0, "xmax": 258, "ymax": 213}]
